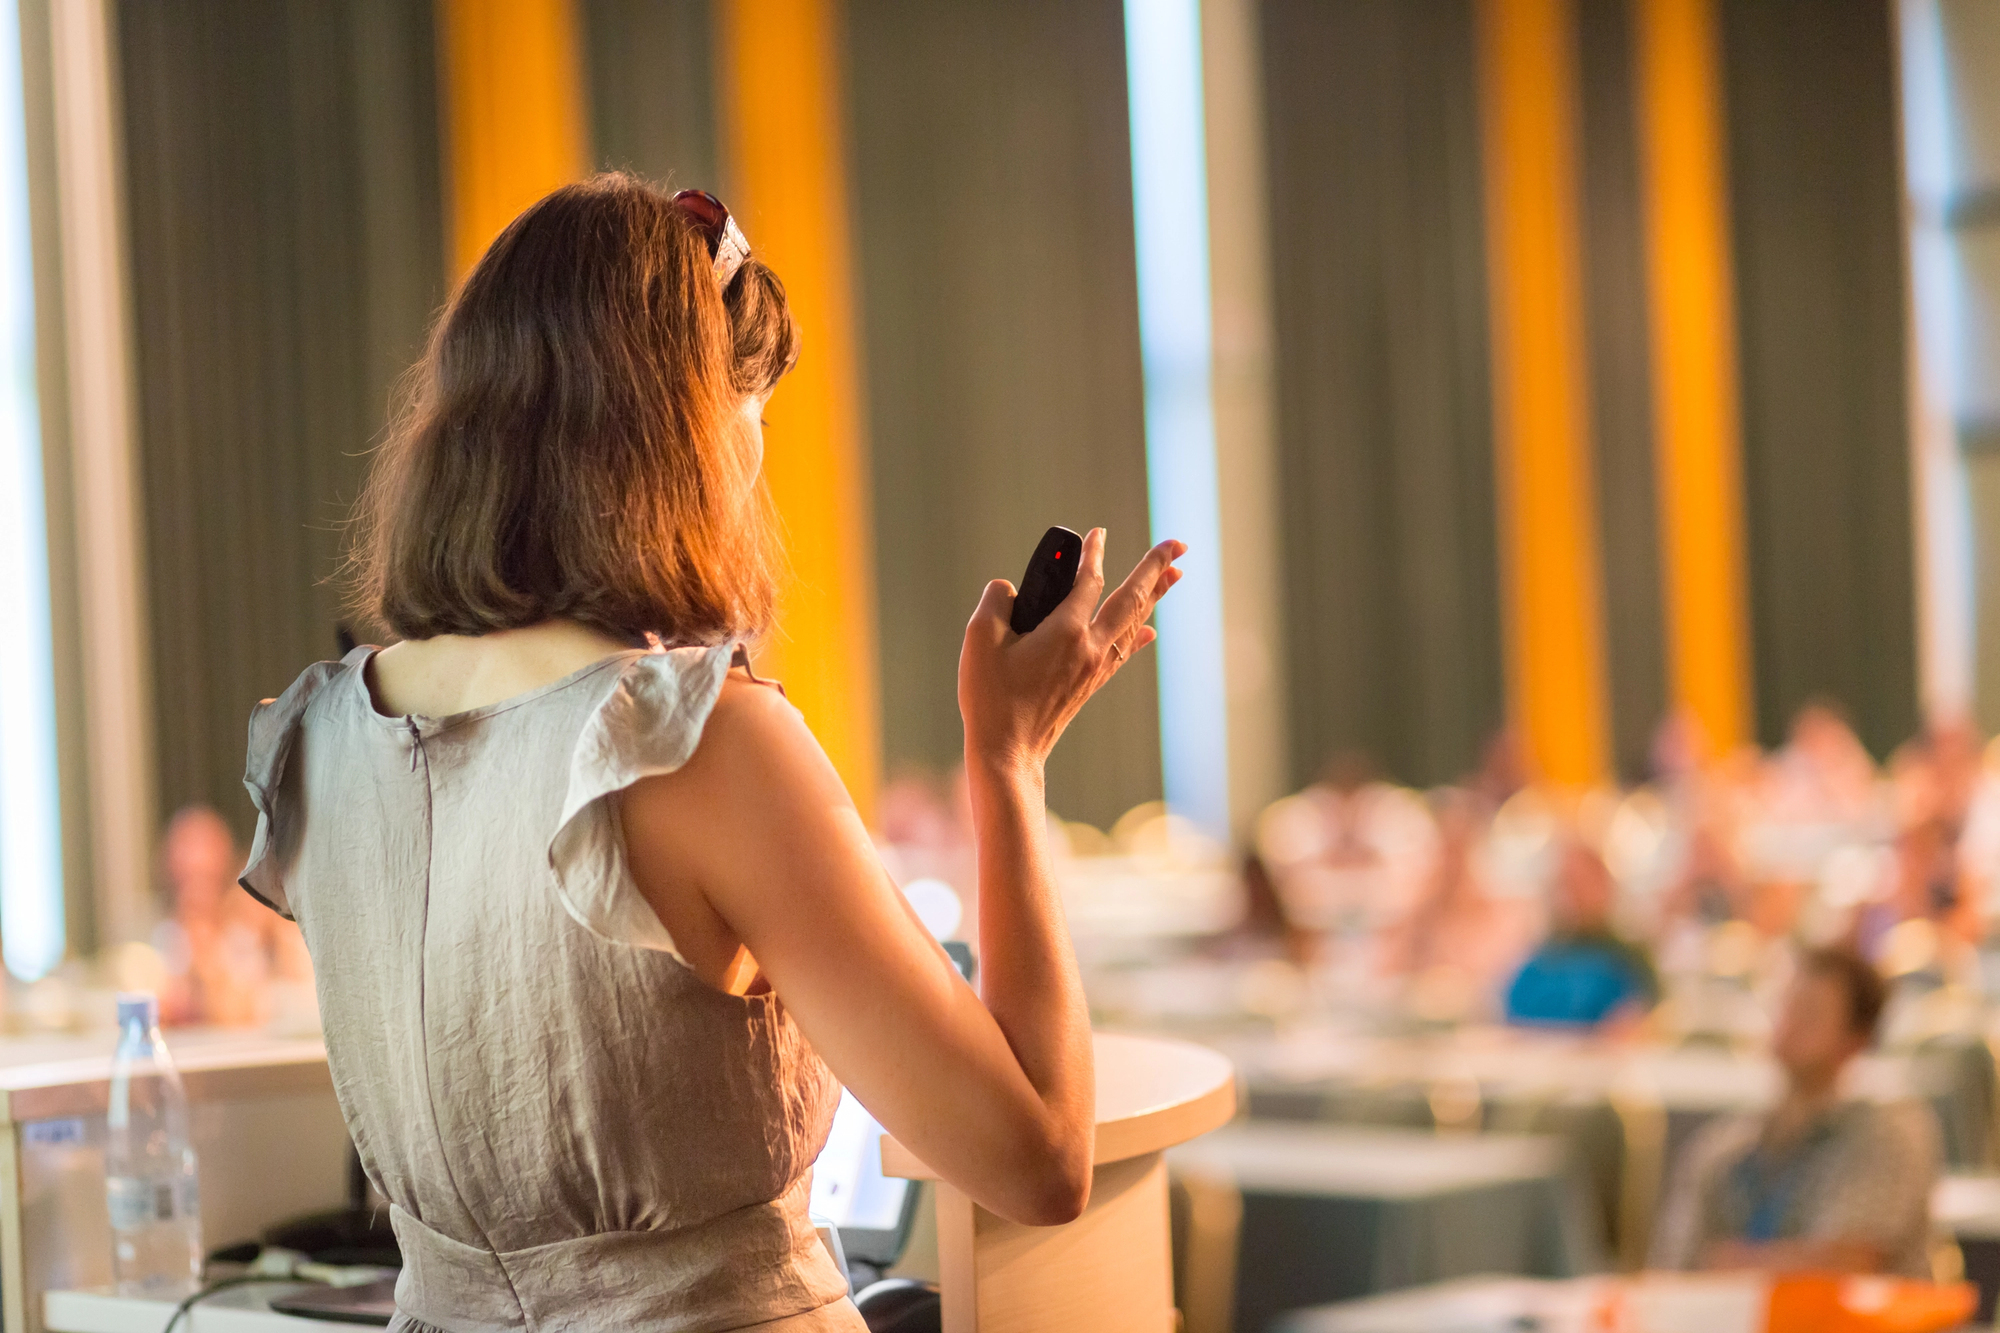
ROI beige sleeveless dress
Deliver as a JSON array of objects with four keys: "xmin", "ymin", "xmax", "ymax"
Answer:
[{"xmin": 240, "ymin": 644, "xmax": 860, "ymax": 1332}]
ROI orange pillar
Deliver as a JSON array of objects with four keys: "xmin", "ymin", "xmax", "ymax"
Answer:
[
  {"xmin": 435, "ymin": 0, "xmax": 589, "ymax": 280},
  {"xmin": 1476, "ymin": 0, "xmax": 1611, "ymax": 787},
  {"xmin": 1636, "ymin": 0, "xmax": 1751, "ymax": 756},
  {"xmin": 717, "ymin": 0, "xmax": 881, "ymax": 817}
]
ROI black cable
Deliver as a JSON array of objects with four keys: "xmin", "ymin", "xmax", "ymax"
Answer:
[{"xmin": 159, "ymin": 1273, "xmax": 296, "ymax": 1333}]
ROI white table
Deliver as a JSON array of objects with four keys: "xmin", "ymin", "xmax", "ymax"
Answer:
[
  {"xmin": 1209, "ymin": 1024, "xmax": 1997, "ymax": 1266},
  {"xmin": 1268, "ymin": 1273, "xmax": 1767, "ymax": 1333},
  {"xmin": 44, "ymin": 1285, "xmax": 329, "ymax": 1333},
  {"xmin": 1168, "ymin": 1124, "xmax": 1601, "ymax": 1333},
  {"xmin": 1933, "ymin": 1174, "xmax": 2000, "ymax": 1323},
  {"xmin": 1267, "ymin": 1270, "xmax": 1982, "ymax": 1333}
]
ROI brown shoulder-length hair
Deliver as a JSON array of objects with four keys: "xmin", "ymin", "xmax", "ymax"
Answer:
[{"xmin": 349, "ymin": 172, "xmax": 798, "ymax": 646}]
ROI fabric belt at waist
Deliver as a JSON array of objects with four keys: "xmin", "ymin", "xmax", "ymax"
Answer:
[{"xmin": 387, "ymin": 1185, "xmax": 849, "ymax": 1332}]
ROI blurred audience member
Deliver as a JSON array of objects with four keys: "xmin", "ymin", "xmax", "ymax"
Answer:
[
  {"xmin": 156, "ymin": 806, "xmax": 312, "ymax": 1026},
  {"xmin": 1653, "ymin": 812, "xmax": 1766, "ymax": 1006},
  {"xmin": 1469, "ymin": 729, "xmax": 1530, "ymax": 816},
  {"xmin": 1257, "ymin": 751, "xmax": 1437, "ymax": 945},
  {"xmin": 1379, "ymin": 789, "xmax": 1535, "ymax": 1014},
  {"xmin": 1504, "ymin": 838, "xmax": 1657, "ymax": 1028},
  {"xmin": 1663, "ymin": 817, "xmax": 1751, "ymax": 930},
  {"xmin": 873, "ymin": 766, "xmax": 977, "ymax": 928},
  {"xmin": 1750, "ymin": 702, "xmax": 1882, "ymax": 889},
  {"xmin": 1852, "ymin": 817, "xmax": 1978, "ymax": 964},
  {"xmin": 1765, "ymin": 701, "xmax": 1880, "ymax": 828},
  {"xmin": 1890, "ymin": 716, "xmax": 1982, "ymax": 832},
  {"xmin": 1651, "ymin": 947, "xmax": 1937, "ymax": 1276},
  {"xmin": 877, "ymin": 766, "xmax": 959, "ymax": 850},
  {"xmin": 1957, "ymin": 740, "xmax": 2000, "ymax": 936},
  {"xmin": 1899, "ymin": 816, "xmax": 1966, "ymax": 929},
  {"xmin": 1648, "ymin": 709, "xmax": 1710, "ymax": 816}
]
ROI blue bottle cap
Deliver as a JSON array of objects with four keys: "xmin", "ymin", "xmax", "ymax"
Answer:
[{"xmin": 114, "ymin": 992, "xmax": 158, "ymax": 1030}]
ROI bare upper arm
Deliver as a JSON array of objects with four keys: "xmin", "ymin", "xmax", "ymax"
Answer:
[
  {"xmin": 619, "ymin": 678, "xmax": 1066, "ymax": 1216},
  {"xmin": 624, "ymin": 676, "xmax": 952, "ymax": 993}
]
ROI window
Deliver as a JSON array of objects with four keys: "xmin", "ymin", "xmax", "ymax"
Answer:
[{"xmin": 0, "ymin": 0, "xmax": 65, "ymax": 981}]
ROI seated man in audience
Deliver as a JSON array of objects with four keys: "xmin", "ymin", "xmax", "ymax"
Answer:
[
  {"xmin": 1650, "ymin": 947, "xmax": 1939, "ymax": 1276},
  {"xmin": 1504, "ymin": 838, "xmax": 1656, "ymax": 1028}
]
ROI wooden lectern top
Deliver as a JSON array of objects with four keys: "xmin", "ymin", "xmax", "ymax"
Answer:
[{"xmin": 880, "ymin": 1031, "xmax": 1236, "ymax": 1180}]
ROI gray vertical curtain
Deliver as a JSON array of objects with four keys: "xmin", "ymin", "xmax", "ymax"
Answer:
[
  {"xmin": 1261, "ymin": 0, "xmax": 1504, "ymax": 791},
  {"xmin": 1720, "ymin": 0, "xmax": 1917, "ymax": 755},
  {"xmin": 846, "ymin": 0, "xmax": 1162, "ymax": 829},
  {"xmin": 581, "ymin": 0, "xmax": 718, "ymax": 191},
  {"xmin": 1578, "ymin": 0, "xmax": 1666, "ymax": 783},
  {"xmin": 118, "ymin": 0, "xmax": 444, "ymax": 842}
]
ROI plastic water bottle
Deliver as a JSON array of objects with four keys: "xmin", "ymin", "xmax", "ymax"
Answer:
[{"xmin": 105, "ymin": 993, "xmax": 202, "ymax": 1295}]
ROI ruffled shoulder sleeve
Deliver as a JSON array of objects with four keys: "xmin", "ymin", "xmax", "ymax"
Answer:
[
  {"xmin": 547, "ymin": 643, "xmax": 736, "ymax": 955},
  {"xmin": 239, "ymin": 652, "xmax": 357, "ymax": 918}
]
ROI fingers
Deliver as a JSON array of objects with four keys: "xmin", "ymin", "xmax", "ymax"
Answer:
[
  {"xmin": 1101, "ymin": 623, "xmax": 1160, "ymax": 677},
  {"xmin": 1093, "ymin": 539, "xmax": 1186, "ymax": 642},
  {"xmin": 1054, "ymin": 528, "xmax": 1108, "ymax": 624},
  {"xmin": 1097, "ymin": 546, "xmax": 1181, "ymax": 675},
  {"xmin": 969, "ymin": 579, "xmax": 1016, "ymax": 640}
]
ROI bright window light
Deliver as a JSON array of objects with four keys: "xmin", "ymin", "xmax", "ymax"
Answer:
[
  {"xmin": 0, "ymin": 0, "xmax": 65, "ymax": 980},
  {"xmin": 1899, "ymin": 0, "xmax": 1977, "ymax": 721},
  {"xmin": 1124, "ymin": 0, "xmax": 1230, "ymax": 838}
]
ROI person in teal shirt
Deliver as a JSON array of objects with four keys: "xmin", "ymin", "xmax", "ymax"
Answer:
[{"xmin": 1505, "ymin": 838, "xmax": 1658, "ymax": 1027}]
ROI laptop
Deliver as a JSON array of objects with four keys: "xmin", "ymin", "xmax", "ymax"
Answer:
[{"xmin": 268, "ymin": 1279, "xmax": 400, "ymax": 1325}]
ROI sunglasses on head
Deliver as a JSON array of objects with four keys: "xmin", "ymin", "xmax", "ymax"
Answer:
[{"xmin": 671, "ymin": 189, "xmax": 752, "ymax": 289}]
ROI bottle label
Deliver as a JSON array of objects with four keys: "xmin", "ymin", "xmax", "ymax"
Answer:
[
  {"xmin": 23, "ymin": 1118, "xmax": 84, "ymax": 1147},
  {"xmin": 107, "ymin": 1176, "xmax": 190, "ymax": 1231}
]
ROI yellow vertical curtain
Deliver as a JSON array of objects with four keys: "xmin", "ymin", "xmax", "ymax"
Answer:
[
  {"xmin": 1476, "ymin": 0, "xmax": 1611, "ymax": 787},
  {"xmin": 1636, "ymin": 0, "xmax": 1750, "ymax": 758},
  {"xmin": 435, "ymin": 0, "xmax": 589, "ymax": 281},
  {"xmin": 717, "ymin": 0, "xmax": 881, "ymax": 817}
]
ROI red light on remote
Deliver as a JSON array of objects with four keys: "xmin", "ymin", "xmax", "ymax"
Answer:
[{"xmin": 1054, "ymin": 551, "xmax": 1062, "ymax": 558}]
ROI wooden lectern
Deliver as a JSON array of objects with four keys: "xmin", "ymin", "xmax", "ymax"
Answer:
[{"xmin": 882, "ymin": 1032, "xmax": 1235, "ymax": 1333}]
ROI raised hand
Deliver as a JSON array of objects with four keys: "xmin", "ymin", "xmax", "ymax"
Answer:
[{"xmin": 959, "ymin": 529, "xmax": 1185, "ymax": 774}]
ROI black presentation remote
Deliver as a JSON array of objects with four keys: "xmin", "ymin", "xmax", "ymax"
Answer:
[{"xmin": 1009, "ymin": 526, "xmax": 1084, "ymax": 635}]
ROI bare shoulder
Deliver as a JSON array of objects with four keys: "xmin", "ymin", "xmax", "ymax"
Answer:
[
  {"xmin": 370, "ymin": 622, "xmax": 635, "ymax": 716},
  {"xmin": 694, "ymin": 673, "xmax": 823, "ymax": 765},
  {"xmin": 621, "ymin": 667, "xmax": 869, "ymax": 913},
  {"xmin": 636, "ymin": 670, "xmax": 845, "ymax": 812},
  {"xmin": 704, "ymin": 670, "xmax": 807, "ymax": 738}
]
